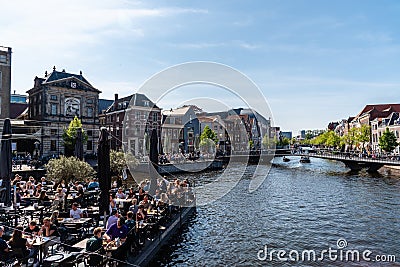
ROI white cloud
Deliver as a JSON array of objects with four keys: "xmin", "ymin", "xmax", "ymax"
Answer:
[
  {"xmin": 355, "ymin": 32, "xmax": 393, "ymax": 44},
  {"xmin": 0, "ymin": 1, "xmax": 208, "ymax": 49}
]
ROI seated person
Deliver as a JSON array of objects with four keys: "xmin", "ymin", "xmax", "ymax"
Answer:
[
  {"xmin": 0, "ymin": 226, "xmax": 10, "ymax": 262},
  {"xmin": 50, "ymin": 210, "xmax": 61, "ymax": 227},
  {"xmin": 87, "ymin": 178, "xmax": 99, "ymax": 190},
  {"xmin": 55, "ymin": 187, "xmax": 65, "ymax": 201},
  {"xmin": 38, "ymin": 190, "xmax": 50, "ymax": 205},
  {"xmin": 125, "ymin": 211, "xmax": 135, "ymax": 230},
  {"xmin": 129, "ymin": 198, "xmax": 139, "ymax": 217},
  {"xmin": 104, "ymin": 218, "xmax": 128, "ymax": 241},
  {"xmin": 15, "ymin": 187, "xmax": 22, "ymax": 204},
  {"xmin": 126, "ymin": 188, "xmax": 135, "ymax": 199},
  {"xmin": 115, "ymin": 188, "xmax": 126, "ymax": 199},
  {"xmin": 70, "ymin": 202, "xmax": 83, "ymax": 219},
  {"xmin": 39, "ymin": 217, "xmax": 60, "ymax": 257},
  {"xmin": 136, "ymin": 205, "xmax": 147, "ymax": 222},
  {"xmin": 86, "ymin": 227, "xmax": 104, "ymax": 265},
  {"xmin": 75, "ymin": 185, "xmax": 85, "ymax": 204},
  {"xmin": 8, "ymin": 225, "xmax": 31, "ymax": 259},
  {"xmin": 139, "ymin": 195, "xmax": 150, "ymax": 209},
  {"xmin": 24, "ymin": 221, "xmax": 40, "ymax": 236},
  {"xmin": 33, "ymin": 183, "xmax": 43, "ymax": 197},
  {"xmin": 109, "ymin": 194, "xmax": 117, "ymax": 215},
  {"xmin": 106, "ymin": 209, "xmax": 119, "ymax": 230}
]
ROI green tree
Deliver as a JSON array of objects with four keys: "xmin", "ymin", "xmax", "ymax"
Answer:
[
  {"xmin": 199, "ymin": 125, "xmax": 219, "ymax": 152},
  {"xmin": 110, "ymin": 150, "xmax": 138, "ymax": 175},
  {"xmin": 325, "ymin": 131, "xmax": 341, "ymax": 147},
  {"xmin": 46, "ymin": 156, "xmax": 95, "ymax": 210},
  {"xmin": 277, "ymin": 137, "xmax": 290, "ymax": 147},
  {"xmin": 341, "ymin": 127, "xmax": 359, "ymax": 151},
  {"xmin": 311, "ymin": 131, "xmax": 327, "ymax": 146},
  {"xmin": 357, "ymin": 124, "xmax": 371, "ymax": 151},
  {"xmin": 62, "ymin": 116, "xmax": 88, "ymax": 156},
  {"xmin": 379, "ymin": 128, "xmax": 399, "ymax": 154},
  {"xmin": 46, "ymin": 156, "xmax": 95, "ymax": 183},
  {"xmin": 305, "ymin": 132, "xmax": 313, "ymax": 140}
]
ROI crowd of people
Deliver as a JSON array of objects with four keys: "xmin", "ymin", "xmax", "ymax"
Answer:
[{"xmin": 0, "ymin": 172, "xmax": 195, "ymax": 265}]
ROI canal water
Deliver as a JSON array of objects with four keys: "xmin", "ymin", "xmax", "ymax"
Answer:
[{"xmin": 151, "ymin": 157, "xmax": 400, "ymax": 266}]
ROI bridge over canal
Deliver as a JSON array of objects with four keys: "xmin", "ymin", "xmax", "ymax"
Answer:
[{"xmin": 278, "ymin": 152, "xmax": 400, "ymax": 172}]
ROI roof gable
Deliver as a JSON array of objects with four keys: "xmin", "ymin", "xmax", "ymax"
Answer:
[{"xmin": 44, "ymin": 70, "xmax": 91, "ymax": 85}]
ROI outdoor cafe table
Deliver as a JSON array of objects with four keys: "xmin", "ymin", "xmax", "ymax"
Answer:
[
  {"xmin": 103, "ymin": 239, "xmax": 126, "ymax": 264},
  {"xmin": 27, "ymin": 235, "xmax": 57, "ymax": 263},
  {"xmin": 72, "ymin": 237, "xmax": 89, "ymax": 251},
  {"xmin": 59, "ymin": 217, "xmax": 93, "ymax": 226},
  {"xmin": 43, "ymin": 252, "xmax": 76, "ymax": 266}
]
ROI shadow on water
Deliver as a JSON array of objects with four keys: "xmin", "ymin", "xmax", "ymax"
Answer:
[{"xmin": 148, "ymin": 211, "xmax": 198, "ymax": 266}]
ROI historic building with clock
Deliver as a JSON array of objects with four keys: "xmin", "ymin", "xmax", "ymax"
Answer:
[{"xmin": 26, "ymin": 67, "xmax": 101, "ymax": 157}]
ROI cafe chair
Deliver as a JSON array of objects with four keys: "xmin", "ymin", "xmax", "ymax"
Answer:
[
  {"xmin": 86, "ymin": 249, "xmax": 108, "ymax": 266},
  {"xmin": 9, "ymin": 247, "xmax": 30, "ymax": 264}
]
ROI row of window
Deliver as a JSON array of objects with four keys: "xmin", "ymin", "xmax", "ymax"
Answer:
[
  {"xmin": 50, "ymin": 103, "xmax": 94, "ymax": 117},
  {"xmin": 112, "ymin": 112, "xmax": 159, "ymax": 123},
  {"xmin": 372, "ymin": 130, "xmax": 400, "ymax": 143},
  {"xmin": 49, "ymin": 94, "xmax": 94, "ymax": 104}
]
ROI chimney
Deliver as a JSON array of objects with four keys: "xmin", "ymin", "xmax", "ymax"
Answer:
[
  {"xmin": 34, "ymin": 76, "xmax": 43, "ymax": 88},
  {"xmin": 114, "ymin": 94, "xmax": 118, "ymax": 110}
]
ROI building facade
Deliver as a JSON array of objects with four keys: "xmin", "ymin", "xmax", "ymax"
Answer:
[
  {"xmin": 0, "ymin": 46, "xmax": 11, "ymax": 119},
  {"xmin": 161, "ymin": 106, "xmax": 200, "ymax": 154},
  {"xmin": 101, "ymin": 93, "xmax": 162, "ymax": 156},
  {"xmin": 26, "ymin": 67, "xmax": 101, "ymax": 158},
  {"xmin": 371, "ymin": 112, "xmax": 400, "ymax": 154}
]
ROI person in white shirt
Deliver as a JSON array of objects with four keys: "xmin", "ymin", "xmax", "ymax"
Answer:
[
  {"xmin": 69, "ymin": 202, "xmax": 83, "ymax": 219},
  {"xmin": 115, "ymin": 188, "xmax": 126, "ymax": 199}
]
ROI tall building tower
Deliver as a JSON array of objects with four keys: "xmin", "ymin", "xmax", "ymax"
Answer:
[{"xmin": 0, "ymin": 46, "xmax": 11, "ymax": 119}]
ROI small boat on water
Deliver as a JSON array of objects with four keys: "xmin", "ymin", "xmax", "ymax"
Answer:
[
  {"xmin": 300, "ymin": 156, "xmax": 311, "ymax": 163},
  {"xmin": 283, "ymin": 156, "xmax": 290, "ymax": 162}
]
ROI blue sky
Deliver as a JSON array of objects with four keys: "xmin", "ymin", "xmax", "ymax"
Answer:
[{"xmin": 1, "ymin": 0, "xmax": 400, "ymax": 134}]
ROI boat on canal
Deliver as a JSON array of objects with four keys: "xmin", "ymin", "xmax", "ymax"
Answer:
[{"xmin": 300, "ymin": 156, "xmax": 311, "ymax": 163}]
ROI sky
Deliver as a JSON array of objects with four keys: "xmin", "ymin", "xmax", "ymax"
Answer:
[{"xmin": 1, "ymin": 0, "xmax": 400, "ymax": 135}]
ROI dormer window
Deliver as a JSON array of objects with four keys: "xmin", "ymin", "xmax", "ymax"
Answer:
[{"xmin": 144, "ymin": 100, "xmax": 150, "ymax": 107}]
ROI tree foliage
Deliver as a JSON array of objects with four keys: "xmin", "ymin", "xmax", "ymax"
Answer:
[
  {"xmin": 45, "ymin": 156, "xmax": 95, "ymax": 183},
  {"xmin": 110, "ymin": 150, "xmax": 138, "ymax": 175},
  {"xmin": 357, "ymin": 124, "xmax": 371, "ymax": 147},
  {"xmin": 199, "ymin": 125, "xmax": 218, "ymax": 152},
  {"xmin": 62, "ymin": 116, "xmax": 88, "ymax": 154},
  {"xmin": 310, "ymin": 130, "xmax": 340, "ymax": 148},
  {"xmin": 379, "ymin": 128, "xmax": 399, "ymax": 154}
]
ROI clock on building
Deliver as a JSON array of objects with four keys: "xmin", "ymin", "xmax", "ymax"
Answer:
[
  {"xmin": 65, "ymin": 97, "xmax": 80, "ymax": 116},
  {"xmin": 71, "ymin": 81, "xmax": 77, "ymax": 88}
]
